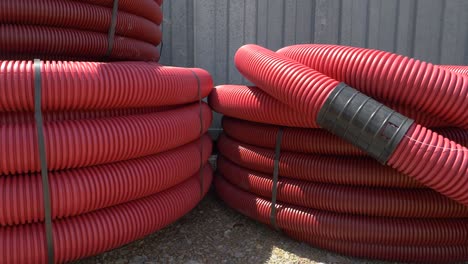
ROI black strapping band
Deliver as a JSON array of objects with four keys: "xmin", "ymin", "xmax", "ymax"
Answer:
[
  {"xmin": 34, "ymin": 59, "xmax": 55, "ymax": 264},
  {"xmin": 189, "ymin": 70, "xmax": 204, "ymax": 197},
  {"xmin": 270, "ymin": 127, "xmax": 283, "ymax": 231},
  {"xmin": 106, "ymin": 0, "xmax": 119, "ymax": 58}
]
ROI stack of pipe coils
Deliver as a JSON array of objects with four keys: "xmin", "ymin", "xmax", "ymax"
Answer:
[
  {"xmin": 209, "ymin": 44, "xmax": 468, "ymax": 263},
  {"xmin": 0, "ymin": 1, "xmax": 214, "ymax": 263}
]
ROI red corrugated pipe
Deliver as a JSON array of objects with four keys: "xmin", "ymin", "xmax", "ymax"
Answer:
[
  {"xmin": 276, "ymin": 44, "xmax": 468, "ymax": 128},
  {"xmin": 286, "ymin": 231, "xmax": 468, "ymax": 263},
  {"xmin": 218, "ymin": 156, "xmax": 468, "ymax": 218},
  {"xmin": 0, "ymin": 62, "xmax": 212, "ymax": 112},
  {"xmin": 0, "ymin": 0, "xmax": 162, "ymax": 43},
  {"xmin": 221, "ymin": 117, "xmax": 467, "ymax": 155},
  {"xmin": 0, "ymin": 168, "xmax": 212, "ymax": 264},
  {"xmin": 440, "ymin": 65, "xmax": 468, "ymax": 75},
  {"xmin": 74, "ymin": 0, "xmax": 163, "ymax": 24},
  {"xmin": 1, "ymin": 103, "xmax": 212, "ymax": 174},
  {"xmin": 0, "ymin": 106, "xmax": 177, "ymax": 125},
  {"xmin": 215, "ymin": 176, "xmax": 468, "ymax": 246},
  {"xmin": 209, "ymin": 85, "xmax": 450, "ymax": 128},
  {"xmin": 234, "ymin": 44, "xmax": 468, "ymax": 207},
  {"xmin": 0, "ymin": 136, "xmax": 212, "ymax": 225},
  {"xmin": 217, "ymin": 134, "xmax": 422, "ymax": 188}
]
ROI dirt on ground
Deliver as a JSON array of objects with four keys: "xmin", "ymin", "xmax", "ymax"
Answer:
[{"xmin": 77, "ymin": 188, "xmax": 398, "ymax": 264}]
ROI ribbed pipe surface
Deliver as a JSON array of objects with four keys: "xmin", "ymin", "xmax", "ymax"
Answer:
[
  {"xmin": 0, "ymin": 0, "xmax": 162, "ymax": 44},
  {"xmin": 218, "ymin": 157, "xmax": 468, "ymax": 218},
  {"xmin": 277, "ymin": 44, "xmax": 468, "ymax": 129},
  {"xmin": 286, "ymin": 231, "xmax": 468, "ymax": 263},
  {"xmin": 209, "ymin": 85, "xmax": 449, "ymax": 128},
  {"xmin": 234, "ymin": 44, "xmax": 468, "ymax": 207},
  {"xmin": 0, "ymin": 24, "xmax": 160, "ymax": 61},
  {"xmin": 0, "ymin": 106, "xmax": 176, "ymax": 125},
  {"xmin": 215, "ymin": 176, "xmax": 468, "ymax": 246},
  {"xmin": 389, "ymin": 125, "xmax": 468, "ymax": 206},
  {"xmin": 0, "ymin": 62, "xmax": 212, "ymax": 112},
  {"xmin": 0, "ymin": 137, "xmax": 212, "ymax": 225},
  {"xmin": 218, "ymin": 134, "xmax": 422, "ymax": 188},
  {"xmin": 0, "ymin": 103, "xmax": 212, "ymax": 174},
  {"xmin": 73, "ymin": 0, "xmax": 162, "ymax": 24},
  {"xmin": 222, "ymin": 117, "xmax": 467, "ymax": 156},
  {"xmin": 440, "ymin": 65, "xmax": 468, "ymax": 75},
  {"xmin": 0, "ymin": 170, "xmax": 212, "ymax": 264}
]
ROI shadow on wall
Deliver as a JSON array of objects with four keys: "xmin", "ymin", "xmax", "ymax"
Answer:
[{"xmin": 77, "ymin": 188, "xmax": 394, "ymax": 264}]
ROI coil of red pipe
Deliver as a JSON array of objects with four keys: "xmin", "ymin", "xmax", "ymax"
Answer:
[
  {"xmin": 0, "ymin": 0, "xmax": 162, "ymax": 61},
  {"xmin": 210, "ymin": 44, "xmax": 468, "ymax": 263},
  {"xmin": 0, "ymin": 0, "xmax": 215, "ymax": 262},
  {"xmin": 1, "ymin": 168, "xmax": 212, "ymax": 263},
  {"xmin": 440, "ymin": 65, "xmax": 468, "ymax": 75}
]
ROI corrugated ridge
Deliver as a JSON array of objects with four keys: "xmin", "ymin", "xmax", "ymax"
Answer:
[
  {"xmin": 0, "ymin": 61, "xmax": 213, "ymax": 112},
  {"xmin": 0, "ymin": 137, "xmax": 212, "ymax": 225},
  {"xmin": 0, "ymin": 103, "xmax": 212, "ymax": 174},
  {"xmin": 215, "ymin": 176, "xmax": 468, "ymax": 246},
  {"xmin": 0, "ymin": 0, "xmax": 161, "ymax": 43},
  {"xmin": 218, "ymin": 157, "xmax": 468, "ymax": 218},
  {"xmin": 277, "ymin": 44, "xmax": 468, "ymax": 129},
  {"xmin": 217, "ymin": 134, "xmax": 422, "ymax": 188},
  {"xmin": 0, "ymin": 169, "xmax": 212, "ymax": 263}
]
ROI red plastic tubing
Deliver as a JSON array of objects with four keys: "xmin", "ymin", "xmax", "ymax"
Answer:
[
  {"xmin": 217, "ymin": 134, "xmax": 422, "ymax": 188},
  {"xmin": 215, "ymin": 176, "xmax": 468, "ymax": 247},
  {"xmin": 234, "ymin": 44, "xmax": 468, "ymax": 207},
  {"xmin": 73, "ymin": 0, "xmax": 163, "ymax": 24},
  {"xmin": 286, "ymin": 231, "xmax": 468, "ymax": 263},
  {"xmin": 276, "ymin": 44, "xmax": 468, "ymax": 128},
  {"xmin": 0, "ymin": 0, "xmax": 163, "ymax": 61},
  {"xmin": 0, "ymin": 169, "xmax": 212, "ymax": 264},
  {"xmin": 0, "ymin": 103, "xmax": 212, "ymax": 174},
  {"xmin": 0, "ymin": 106, "xmax": 177, "ymax": 125},
  {"xmin": 221, "ymin": 117, "xmax": 468, "ymax": 156},
  {"xmin": 218, "ymin": 157, "xmax": 468, "ymax": 218},
  {"xmin": 209, "ymin": 85, "xmax": 449, "ymax": 128},
  {"xmin": 0, "ymin": 62, "xmax": 212, "ymax": 112},
  {"xmin": 441, "ymin": 65, "xmax": 468, "ymax": 75},
  {"xmin": 0, "ymin": 0, "xmax": 162, "ymax": 44},
  {"xmin": 0, "ymin": 136, "xmax": 212, "ymax": 225}
]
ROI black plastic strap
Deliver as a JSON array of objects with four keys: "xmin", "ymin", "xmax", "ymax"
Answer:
[
  {"xmin": 189, "ymin": 70, "xmax": 204, "ymax": 197},
  {"xmin": 270, "ymin": 127, "xmax": 283, "ymax": 231},
  {"xmin": 105, "ymin": 0, "xmax": 119, "ymax": 58},
  {"xmin": 34, "ymin": 59, "xmax": 55, "ymax": 264}
]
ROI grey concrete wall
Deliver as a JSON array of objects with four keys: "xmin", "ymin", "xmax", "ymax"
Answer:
[{"xmin": 159, "ymin": 0, "xmax": 468, "ymax": 135}]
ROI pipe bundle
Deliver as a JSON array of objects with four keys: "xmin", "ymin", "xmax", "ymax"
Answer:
[
  {"xmin": 209, "ymin": 44, "xmax": 468, "ymax": 263},
  {"xmin": 0, "ymin": 1, "xmax": 214, "ymax": 263}
]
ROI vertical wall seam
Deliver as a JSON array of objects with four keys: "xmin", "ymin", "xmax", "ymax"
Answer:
[
  {"xmin": 364, "ymin": 0, "xmax": 370, "ymax": 48},
  {"xmin": 310, "ymin": 0, "xmax": 316, "ymax": 43},
  {"xmin": 393, "ymin": 0, "xmax": 400, "ymax": 53},
  {"xmin": 437, "ymin": 0, "xmax": 446, "ymax": 65},
  {"xmin": 281, "ymin": 0, "xmax": 286, "ymax": 47},
  {"xmin": 410, "ymin": 0, "xmax": 418, "ymax": 58},
  {"xmin": 338, "ymin": 0, "xmax": 343, "ymax": 44},
  {"xmin": 255, "ymin": 0, "xmax": 259, "ymax": 44},
  {"xmin": 225, "ymin": 0, "xmax": 230, "ymax": 82}
]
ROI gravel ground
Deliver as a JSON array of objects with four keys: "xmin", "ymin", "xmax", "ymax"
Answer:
[{"xmin": 77, "ymin": 188, "xmax": 398, "ymax": 264}]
